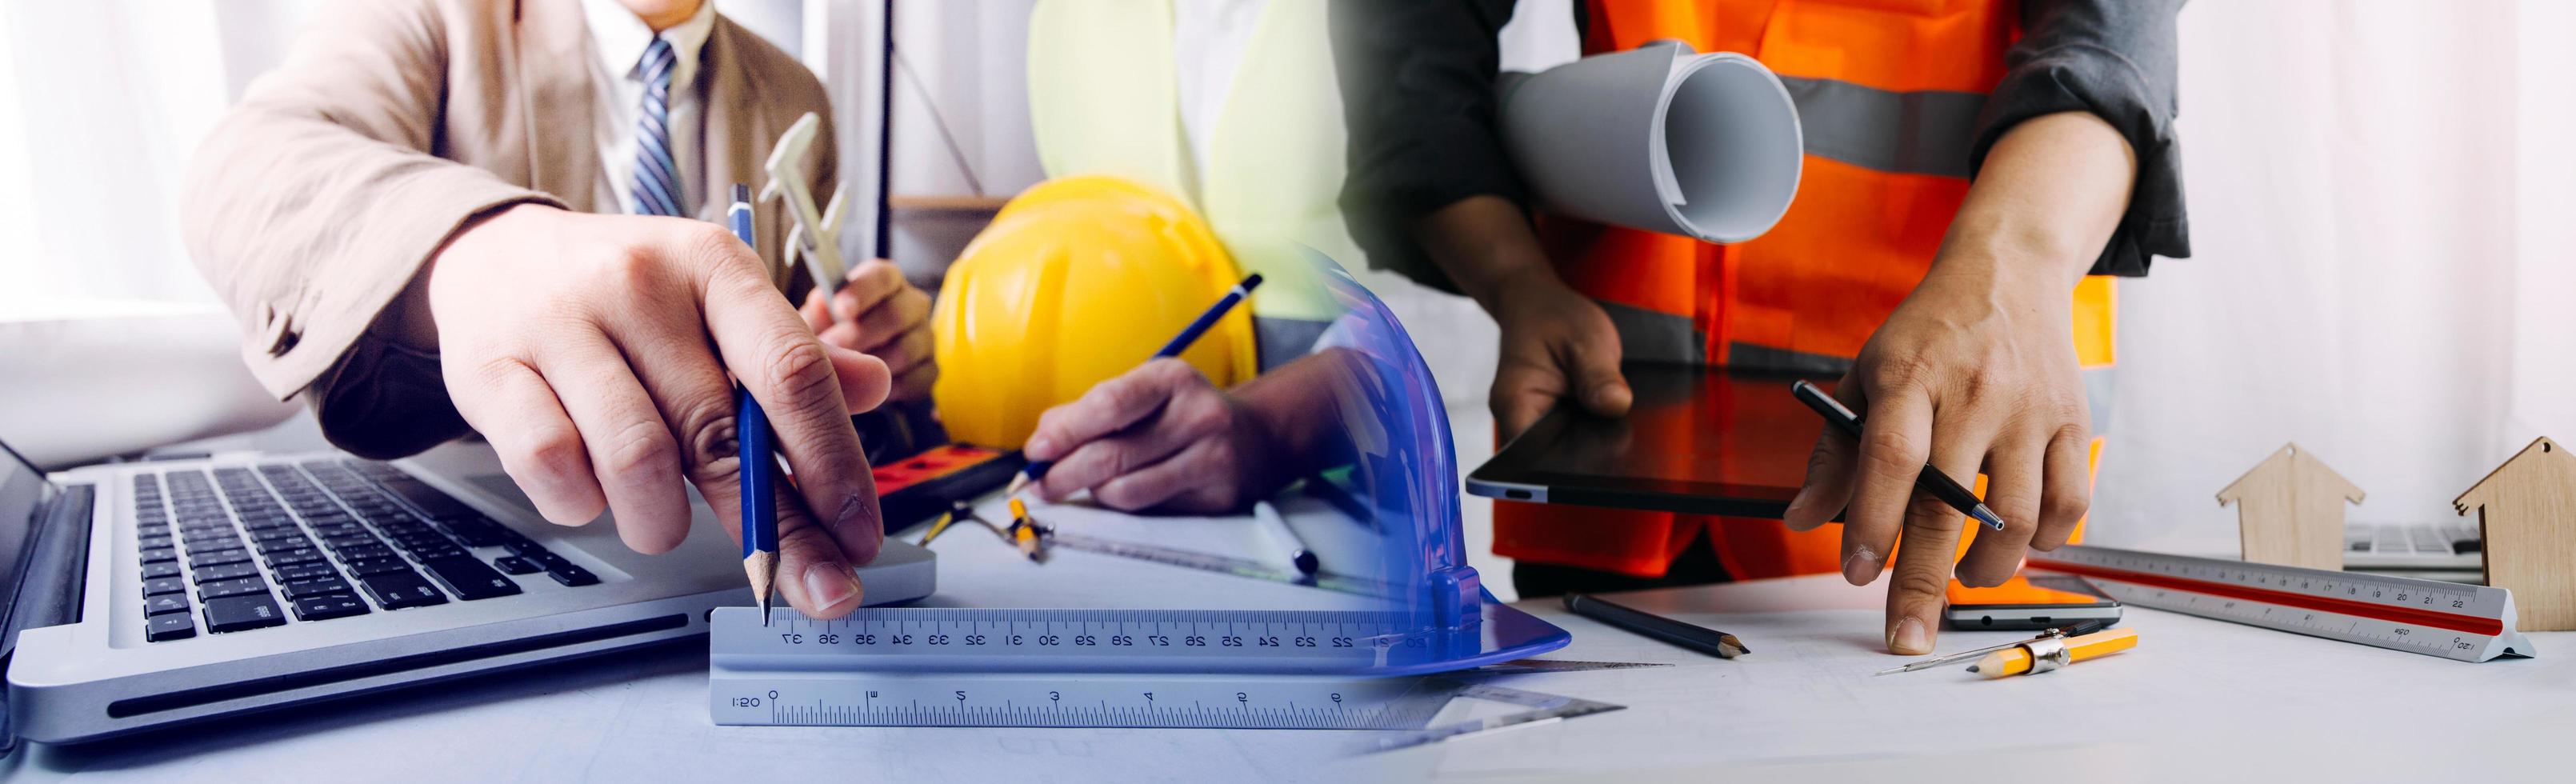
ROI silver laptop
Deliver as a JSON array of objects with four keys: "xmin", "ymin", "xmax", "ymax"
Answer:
[
  {"xmin": 2342, "ymin": 519, "xmax": 2484, "ymax": 583},
  {"xmin": 0, "ymin": 435, "xmax": 934, "ymax": 746}
]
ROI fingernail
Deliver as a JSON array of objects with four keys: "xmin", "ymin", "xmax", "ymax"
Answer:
[
  {"xmin": 1023, "ymin": 437, "xmax": 1054, "ymax": 458},
  {"xmin": 803, "ymin": 560, "xmax": 860, "ymax": 610},
  {"xmin": 1890, "ymin": 618, "xmax": 1929, "ymax": 654},
  {"xmin": 1840, "ymin": 545, "xmax": 1878, "ymax": 583},
  {"xmin": 1782, "ymin": 491, "xmax": 1814, "ymax": 530}
]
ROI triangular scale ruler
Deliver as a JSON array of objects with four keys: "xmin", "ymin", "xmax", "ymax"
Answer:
[{"xmin": 2029, "ymin": 545, "xmax": 2535, "ymax": 662}]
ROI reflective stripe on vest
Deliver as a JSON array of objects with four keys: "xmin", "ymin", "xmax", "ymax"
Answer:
[{"xmin": 1497, "ymin": 0, "xmax": 2116, "ymax": 579}]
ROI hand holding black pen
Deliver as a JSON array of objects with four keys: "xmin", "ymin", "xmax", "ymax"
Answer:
[{"xmin": 1789, "ymin": 380, "xmax": 2006, "ymax": 533}]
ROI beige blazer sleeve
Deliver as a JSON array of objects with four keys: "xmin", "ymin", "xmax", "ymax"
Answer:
[{"xmin": 182, "ymin": 0, "xmax": 558, "ymax": 402}]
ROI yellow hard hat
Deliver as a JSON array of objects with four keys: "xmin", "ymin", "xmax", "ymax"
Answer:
[{"xmin": 930, "ymin": 175, "xmax": 1258, "ymax": 449}]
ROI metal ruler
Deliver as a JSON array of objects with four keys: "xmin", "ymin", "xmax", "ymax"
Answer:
[
  {"xmin": 2028, "ymin": 545, "xmax": 2536, "ymax": 662},
  {"xmin": 708, "ymin": 608, "xmax": 1638, "ymax": 734}
]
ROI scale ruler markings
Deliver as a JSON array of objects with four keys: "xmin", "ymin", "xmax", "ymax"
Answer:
[{"xmin": 2028, "ymin": 545, "xmax": 2533, "ymax": 662}]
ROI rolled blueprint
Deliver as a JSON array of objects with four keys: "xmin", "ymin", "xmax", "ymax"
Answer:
[{"xmin": 1497, "ymin": 42, "xmax": 1802, "ymax": 243}]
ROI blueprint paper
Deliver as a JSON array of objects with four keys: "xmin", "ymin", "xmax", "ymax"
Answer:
[{"xmin": 1497, "ymin": 45, "xmax": 1803, "ymax": 244}]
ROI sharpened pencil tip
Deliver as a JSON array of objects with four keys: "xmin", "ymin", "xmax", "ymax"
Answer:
[
  {"xmin": 1966, "ymin": 665, "xmax": 1981, "ymax": 673},
  {"xmin": 1003, "ymin": 472, "xmax": 1030, "ymax": 498},
  {"xmin": 1718, "ymin": 634, "xmax": 1747, "ymax": 658}
]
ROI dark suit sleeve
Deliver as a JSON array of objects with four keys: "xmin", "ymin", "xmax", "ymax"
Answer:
[
  {"xmin": 1973, "ymin": 0, "xmax": 2192, "ymax": 276},
  {"xmin": 1329, "ymin": 0, "xmax": 1529, "ymax": 294}
]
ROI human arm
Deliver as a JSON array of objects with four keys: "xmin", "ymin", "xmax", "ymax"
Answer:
[
  {"xmin": 1783, "ymin": 0, "xmax": 2187, "ymax": 656},
  {"xmin": 1019, "ymin": 351, "xmax": 1366, "ymax": 514},
  {"xmin": 184, "ymin": 0, "xmax": 894, "ymax": 618},
  {"xmin": 1329, "ymin": 0, "xmax": 1630, "ymax": 438}
]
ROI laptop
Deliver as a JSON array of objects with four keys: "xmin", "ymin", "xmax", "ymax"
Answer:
[
  {"xmin": 2342, "ymin": 519, "xmax": 2484, "ymax": 584},
  {"xmin": 0, "ymin": 434, "xmax": 936, "ymax": 746}
]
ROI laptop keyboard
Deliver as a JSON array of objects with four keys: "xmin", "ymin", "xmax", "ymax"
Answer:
[
  {"xmin": 134, "ymin": 459, "xmax": 598, "ymax": 642},
  {"xmin": 2346, "ymin": 522, "xmax": 2484, "ymax": 556}
]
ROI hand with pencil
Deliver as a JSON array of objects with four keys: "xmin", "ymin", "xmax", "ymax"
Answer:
[
  {"xmin": 1010, "ymin": 274, "xmax": 1366, "ymax": 514},
  {"xmin": 422, "ymin": 194, "xmax": 890, "ymax": 622}
]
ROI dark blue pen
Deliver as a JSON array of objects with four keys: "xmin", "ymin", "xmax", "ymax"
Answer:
[
  {"xmin": 1006, "ymin": 273, "xmax": 1264, "ymax": 498},
  {"xmin": 727, "ymin": 184, "xmax": 781, "ymax": 624}
]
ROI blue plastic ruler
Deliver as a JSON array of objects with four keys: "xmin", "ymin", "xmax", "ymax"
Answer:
[{"xmin": 706, "ymin": 607, "xmax": 1638, "ymax": 735}]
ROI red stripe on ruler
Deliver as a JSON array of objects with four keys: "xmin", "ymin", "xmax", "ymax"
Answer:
[{"xmin": 2031, "ymin": 558, "xmax": 2503, "ymax": 637}]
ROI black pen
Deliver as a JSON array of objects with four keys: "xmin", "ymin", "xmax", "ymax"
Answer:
[
  {"xmin": 1790, "ymin": 379, "xmax": 2006, "ymax": 531},
  {"xmin": 1563, "ymin": 594, "xmax": 1747, "ymax": 659}
]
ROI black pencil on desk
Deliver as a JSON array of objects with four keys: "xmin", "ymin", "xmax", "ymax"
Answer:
[
  {"xmin": 1564, "ymin": 594, "xmax": 1747, "ymax": 659},
  {"xmin": 1789, "ymin": 379, "xmax": 2006, "ymax": 531}
]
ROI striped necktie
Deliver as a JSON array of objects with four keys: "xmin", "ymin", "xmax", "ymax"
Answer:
[{"xmin": 630, "ymin": 38, "xmax": 682, "ymax": 217}]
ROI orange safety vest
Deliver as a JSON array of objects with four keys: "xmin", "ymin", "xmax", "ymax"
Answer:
[{"xmin": 1496, "ymin": 0, "xmax": 2116, "ymax": 580}]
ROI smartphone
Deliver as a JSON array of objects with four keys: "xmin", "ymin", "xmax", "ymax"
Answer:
[{"xmin": 1943, "ymin": 574, "xmax": 2122, "ymax": 630}]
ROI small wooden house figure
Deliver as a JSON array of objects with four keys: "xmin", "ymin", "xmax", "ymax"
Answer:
[
  {"xmin": 2454, "ymin": 436, "xmax": 2576, "ymax": 632},
  {"xmin": 2218, "ymin": 442, "xmax": 2364, "ymax": 570}
]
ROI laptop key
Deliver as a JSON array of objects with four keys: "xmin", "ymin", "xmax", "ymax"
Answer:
[
  {"xmin": 442, "ymin": 517, "xmax": 508, "ymax": 546},
  {"xmin": 140, "ymin": 547, "xmax": 178, "ymax": 564},
  {"xmin": 334, "ymin": 544, "xmax": 397, "ymax": 562},
  {"xmin": 145, "ymin": 594, "xmax": 190, "ymax": 615},
  {"xmin": 323, "ymin": 534, "xmax": 379, "ymax": 550},
  {"xmin": 137, "ymin": 535, "xmax": 174, "ymax": 550},
  {"xmin": 545, "ymin": 562, "xmax": 600, "ymax": 587},
  {"xmin": 256, "ymin": 535, "xmax": 314, "ymax": 554},
  {"xmin": 188, "ymin": 548, "xmax": 253, "ymax": 570},
  {"xmin": 202, "ymin": 594, "xmax": 287, "ymax": 633},
  {"xmin": 143, "ymin": 576, "xmax": 187, "ymax": 597},
  {"xmin": 192, "ymin": 562, "xmax": 261, "ymax": 584},
  {"xmin": 344, "ymin": 556, "xmax": 413, "ymax": 577},
  {"xmin": 493, "ymin": 556, "xmax": 542, "ymax": 575},
  {"xmin": 282, "ymin": 578, "xmax": 354, "ymax": 600},
  {"xmin": 406, "ymin": 543, "xmax": 468, "ymax": 562},
  {"xmin": 275, "ymin": 562, "xmax": 342, "ymax": 582},
  {"xmin": 146, "ymin": 613, "xmax": 197, "ymax": 642},
  {"xmin": 142, "ymin": 562, "xmax": 182, "ymax": 580},
  {"xmin": 292, "ymin": 594, "xmax": 372, "ymax": 621},
  {"xmin": 264, "ymin": 548, "xmax": 326, "ymax": 568},
  {"xmin": 358, "ymin": 570, "xmax": 450, "ymax": 609},
  {"xmin": 378, "ymin": 478, "xmax": 478, "ymax": 519},
  {"xmin": 198, "ymin": 577, "xmax": 271, "ymax": 600},
  {"xmin": 420, "ymin": 557, "xmax": 522, "ymax": 600}
]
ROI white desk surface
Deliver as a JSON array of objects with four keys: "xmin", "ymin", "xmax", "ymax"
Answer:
[
  {"xmin": 1375, "ymin": 575, "xmax": 2576, "ymax": 782},
  {"xmin": 10, "ymin": 519, "xmax": 2573, "ymax": 782}
]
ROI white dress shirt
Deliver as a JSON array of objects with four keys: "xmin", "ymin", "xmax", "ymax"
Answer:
[{"xmin": 581, "ymin": 0, "xmax": 716, "ymax": 217}]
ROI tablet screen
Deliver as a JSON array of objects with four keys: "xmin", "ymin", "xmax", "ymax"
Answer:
[{"xmin": 1465, "ymin": 365, "xmax": 1832, "ymax": 518}]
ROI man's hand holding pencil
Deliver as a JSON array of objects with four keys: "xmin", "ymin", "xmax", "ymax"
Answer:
[{"xmin": 422, "ymin": 202, "xmax": 890, "ymax": 620}]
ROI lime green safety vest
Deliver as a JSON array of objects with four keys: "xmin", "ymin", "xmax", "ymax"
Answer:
[{"xmin": 1026, "ymin": 0, "xmax": 1356, "ymax": 322}]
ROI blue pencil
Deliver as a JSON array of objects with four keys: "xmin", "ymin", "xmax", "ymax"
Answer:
[
  {"xmin": 1006, "ymin": 274, "xmax": 1264, "ymax": 498},
  {"xmin": 727, "ymin": 184, "xmax": 781, "ymax": 624}
]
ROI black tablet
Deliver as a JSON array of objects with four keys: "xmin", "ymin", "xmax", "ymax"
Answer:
[{"xmin": 1464, "ymin": 364, "xmax": 1834, "ymax": 518}]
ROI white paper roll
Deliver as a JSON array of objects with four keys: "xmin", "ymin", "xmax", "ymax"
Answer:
[{"xmin": 1498, "ymin": 43, "xmax": 1802, "ymax": 243}]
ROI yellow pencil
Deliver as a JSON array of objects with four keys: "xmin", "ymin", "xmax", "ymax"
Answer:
[
  {"xmin": 1969, "ymin": 627, "xmax": 2138, "ymax": 678},
  {"xmin": 1008, "ymin": 498, "xmax": 1042, "ymax": 561}
]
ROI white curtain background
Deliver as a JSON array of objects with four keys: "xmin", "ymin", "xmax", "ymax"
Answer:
[{"xmin": 2092, "ymin": 0, "xmax": 2576, "ymax": 555}]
